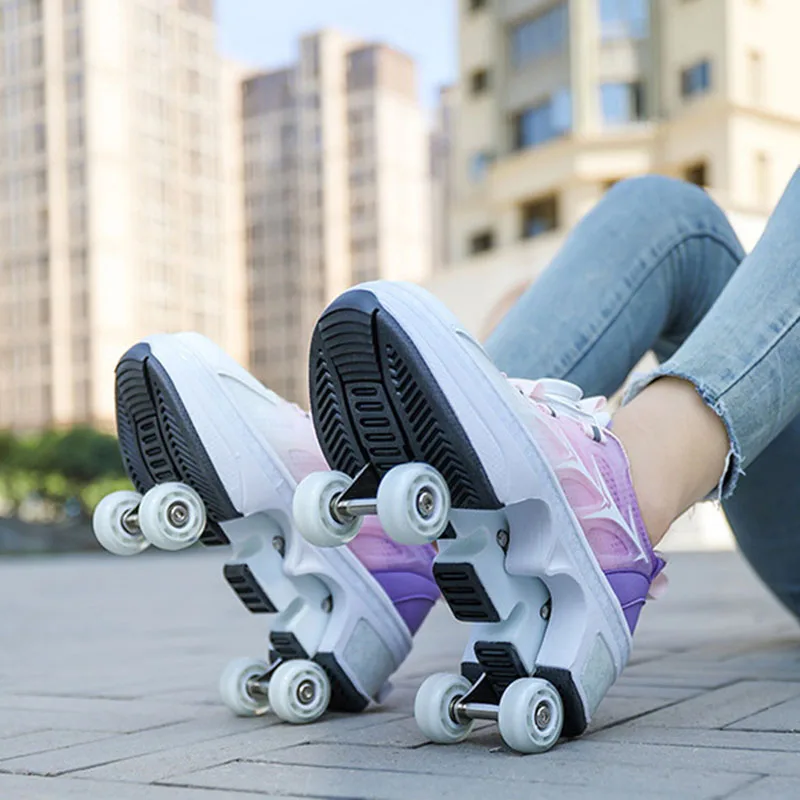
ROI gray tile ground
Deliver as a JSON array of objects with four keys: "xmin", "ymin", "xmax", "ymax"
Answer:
[{"xmin": 1, "ymin": 547, "xmax": 798, "ymax": 798}]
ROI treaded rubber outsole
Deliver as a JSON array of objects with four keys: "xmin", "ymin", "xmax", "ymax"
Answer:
[
  {"xmin": 115, "ymin": 342, "xmax": 239, "ymax": 544},
  {"xmin": 309, "ymin": 290, "xmax": 501, "ymax": 510}
]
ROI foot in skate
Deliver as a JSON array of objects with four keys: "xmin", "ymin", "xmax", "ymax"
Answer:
[
  {"xmin": 297, "ymin": 282, "xmax": 664, "ymax": 751},
  {"xmin": 93, "ymin": 332, "xmax": 439, "ymax": 723}
]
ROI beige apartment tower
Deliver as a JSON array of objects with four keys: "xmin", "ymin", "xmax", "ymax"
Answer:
[
  {"xmin": 243, "ymin": 31, "xmax": 431, "ymax": 404},
  {"xmin": 0, "ymin": 0, "xmax": 246, "ymax": 431},
  {"xmin": 433, "ymin": 0, "xmax": 800, "ymax": 336}
]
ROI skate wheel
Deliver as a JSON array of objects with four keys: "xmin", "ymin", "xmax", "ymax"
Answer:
[
  {"xmin": 377, "ymin": 463, "xmax": 451, "ymax": 545},
  {"xmin": 267, "ymin": 660, "xmax": 331, "ymax": 724},
  {"xmin": 219, "ymin": 656, "xmax": 271, "ymax": 716},
  {"xmin": 92, "ymin": 490, "xmax": 149, "ymax": 556},
  {"xmin": 498, "ymin": 677, "xmax": 563, "ymax": 754},
  {"xmin": 293, "ymin": 471, "xmax": 362, "ymax": 548},
  {"xmin": 138, "ymin": 482, "xmax": 206, "ymax": 551},
  {"xmin": 414, "ymin": 672, "xmax": 475, "ymax": 744}
]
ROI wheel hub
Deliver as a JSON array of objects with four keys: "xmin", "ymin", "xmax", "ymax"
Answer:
[
  {"xmin": 167, "ymin": 501, "xmax": 189, "ymax": 528},
  {"xmin": 534, "ymin": 700, "xmax": 552, "ymax": 730},
  {"xmin": 296, "ymin": 679, "xmax": 317, "ymax": 705},
  {"xmin": 416, "ymin": 488, "xmax": 436, "ymax": 518}
]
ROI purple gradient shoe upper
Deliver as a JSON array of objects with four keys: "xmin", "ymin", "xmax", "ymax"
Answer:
[
  {"xmin": 346, "ymin": 516, "xmax": 439, "ymax": 635},
  {"xmin": 510, "ymin": 379, "xmax": 666, "ymax": 633}
]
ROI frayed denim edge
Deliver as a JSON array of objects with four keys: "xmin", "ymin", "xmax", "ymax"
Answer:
[{"xmin": 622, "ymin": 368, "xmax": 743, "ymax": 501}]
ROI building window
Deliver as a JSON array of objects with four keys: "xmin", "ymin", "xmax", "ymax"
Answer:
[
  {"xmin": 469, "ymin": 0, "xmax": 488, "ymax": 11},
  {"xmin": 748, "ymin": 50, "xmax": 763, "ymax": 105},
  {"xmin": 34, "ymin": 123, "xmax": 46, "ymax": 153},
  {"xmin": 66, "ymin": 73, "xmax": 83, "ymax": 103},
  {"xmin": 469, "ymin": 151, "xmax": 494, "ymax": 182},
  {"xmin": 469, "ymin": 229, "xmax": 494, "ymax": 254},
  {"xmin": 510, "ymin": 2, "xmax": 568, "ymax": 68},
  {"xmin": 65, "ymin": 27, "xmax": 82, "ymax": 61},
  {"xmin": 598, "ymin": 0, "xmax": 649, "ymax": 41},
  {"xmin": 684, "ymin": 162, "xmax": 708, "ymax": 188},
  {"xmin": 681, "ymin": 60, "xmax": 712, "ymax": 99},
  {"xmin": 600, "ymin": 82, "xmax": 644, "ymax": 125},
  {"xmin": 521, "ymin": 195, "xmax": 558, "ymax": 238},
  {"xmin": 30, "ymin": 35, "xmax": 43, "ymax": 67},
  {"xmin": 470, "ymin": 68, "xmax": 490, "ymax": 95},
  {"xmin": 755, "ymin": 151, "xmax": 769, "ymax": 208},
  {"xmin": 514, "ymin": 90, "xmax": 571, "ymax": 150}
]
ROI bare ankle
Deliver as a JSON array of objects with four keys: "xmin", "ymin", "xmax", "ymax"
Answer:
[{"xmin": 613, "ymin": 377, "xmax": 730, "ymax": 547}]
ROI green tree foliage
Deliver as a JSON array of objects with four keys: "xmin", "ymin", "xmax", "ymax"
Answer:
[{"xmin": 0, "ymin": 427, "xmax": 131, "ymax": 517}]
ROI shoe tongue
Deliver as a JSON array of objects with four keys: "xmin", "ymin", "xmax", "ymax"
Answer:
[{"xmin": 508, "ymin": 377, "xmax": 611, "ymax": 428}]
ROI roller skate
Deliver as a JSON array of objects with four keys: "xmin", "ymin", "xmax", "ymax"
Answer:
[
  {"xmin": 92, "ymin": 332, "xmax": 434, "ymax": 724},
  {"xmin": 294, "ymin": 282, "xmax": 665, "ymax": 752}
]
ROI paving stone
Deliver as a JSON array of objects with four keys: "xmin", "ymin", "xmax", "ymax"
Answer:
[
  {"xmin": 620, "ymin": 680, "xmax": 800, "ymax": 729},
  {"xmin": 587, "ymin": 724, "xmax": 800, "ymax": 753},
  {"xmin": 0, "ymin": 716, "xmax": 249, "ymax": 776},
  {"xmin": 0, "ymin": 694, "xmax": 216, "ymax": 733},
  {"xmin": 727, "ymin": 695, "xmax": 800, "ymax": 733},
  {"xmin": 587, "ymin": 695, "xmax": 680, "ymax": 732},
  {"xmin": 230, "ymin": 742, "xmax": 756, "ymax": 798},
  {"xmin": 724, "ymin": 776, "xmax": 800, "ymax": 799},
  {"xmin": 556, "ymin": 737, "xmax": 800, "ymax": 778},
  {"xmin": 162, "ymin": 760, "xmax": 606, "ymax": 800},
  {"xmin": 80, "ymin": 711, "xmax": 406, "ymax": 782},
  {"xmin": 0, "ymin": 730, "xmax": 114, "ymax": 761},
  {"xmin": 0, "ymin": 773, "xmax": 286, "ymax": 799}
]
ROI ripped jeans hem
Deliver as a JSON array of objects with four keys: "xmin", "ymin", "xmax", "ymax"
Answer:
[{"xmin": 622, "ymin": 368, "xmax": 743, "ymax": 500}]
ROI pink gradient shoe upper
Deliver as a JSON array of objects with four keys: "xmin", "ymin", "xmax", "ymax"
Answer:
[
  {"xmin": 510, "ymin": 378, "xmax": 666, "ymax": 632},
  {"xmin": 243, "ymin": 386, "xmax": 438, "ymax": 635}
]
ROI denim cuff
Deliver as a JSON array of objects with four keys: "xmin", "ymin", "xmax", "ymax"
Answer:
[{"xmin": 622, "ymin": 368, "xmax": 743, "ymax": 500}]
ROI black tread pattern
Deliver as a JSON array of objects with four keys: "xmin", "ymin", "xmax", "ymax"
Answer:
[
  {"xmin": 114, "ymin": 343, "xmax": 239, "ymax": 541},
  {"xmin": 224, "ymin": 563, "xmax": 277, "ymax": 613},
  {"xmin": 474, "ymin": 641, "xmax": 527, "ymax": 696},
  {"xmin": 309, "ymin": 290, "xmax": 500, "ymax": 510},
  {"xmin": 433, "ymin": 562, "xmax": 500, "ymax": 622}
]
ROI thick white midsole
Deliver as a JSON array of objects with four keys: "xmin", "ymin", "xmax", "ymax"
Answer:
[
  {"xmin": 356, "ymin": 282, "xmax": 632, "ymax": 716},
  {"xmin": 140, "ymin": 334, "xmax": 412, "ymax": 701}
]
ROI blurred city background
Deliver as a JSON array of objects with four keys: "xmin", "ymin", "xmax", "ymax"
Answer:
[{"xmin": 1, "ymin": 0, "xmax": 797, "ymax": 549}]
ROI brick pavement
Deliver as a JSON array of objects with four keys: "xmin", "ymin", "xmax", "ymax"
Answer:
[{"xmin": 1, "ymin": 547, "xmax": 799, "ymax": 799}]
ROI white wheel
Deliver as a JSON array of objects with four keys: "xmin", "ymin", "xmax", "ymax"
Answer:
[
  {"xmin": 414, "ymin": 672, "xmax": 475, "ymax": 744},
  {"xmin": 92, "ymin": 490, "xmax": 149, "ymax": 556},
  {"xmin": 137, "ymin": 482, "xmax": 206, "ymax": 551},
  {"xmin": 498, "ymin": 677, "xmax": 563, "ymax": 754},
  {"xmin": 293, "ymin": 471, "xmax": 362, "ymax": 548},
  {"xmin": 376, "ymin": 463, "xmax": 451, "ymax": 545},
  {"xmin": 267, "ymin": 660, "xmax": 331, "ymax": 724},
  {"xmin": 219, "ymin": 657, "xmax": 271, "ymax": 717}
]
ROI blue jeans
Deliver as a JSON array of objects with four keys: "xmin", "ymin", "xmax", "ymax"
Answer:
[{"xmin": 485, "ymin": 171, "xmax": 800, "ymax": 618}]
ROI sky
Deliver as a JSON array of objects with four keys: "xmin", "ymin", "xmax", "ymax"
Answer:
[{"xmin": 215, "ymin": 0, "xmax": 458, "ymax": 111}]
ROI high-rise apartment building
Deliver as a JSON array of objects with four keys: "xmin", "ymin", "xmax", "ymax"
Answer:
[
  {"xmin": 243, "ymin": 30, "xmax": 431, "ymax": 403},
  {"xmin": 0, "ymin": 0, "xmax": 246, "ymax": 431},
  {"xmin": 431, "ymin": 0, "xmax": 800, "ymax": 338}
]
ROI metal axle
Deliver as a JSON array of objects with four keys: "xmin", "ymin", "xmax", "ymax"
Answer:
[
  {"xmin": 121, "ymin": 509, "xmax": 140, "ymax": 535},
  {"xmin": 453, "ymin": 700, "xmax": 498, "ymax": 722},
  {"xmin": 245, "ymin": 676, "xmax": 270, "ymax": 697},
  {"xmin": 333, "ymin": 496, "xmax": 377, "ymax": 520},
  {"xmin": 244, "ymin": 659, "xmax": 284, "ymax": 698}
]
